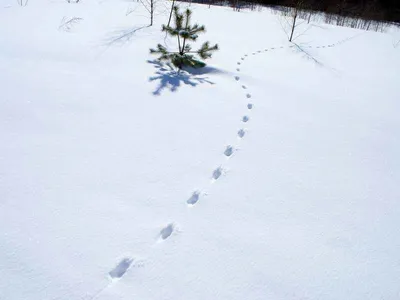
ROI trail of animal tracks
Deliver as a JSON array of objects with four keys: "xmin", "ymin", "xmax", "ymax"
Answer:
[{"xmin": 1, "ymin": 1, "xmax": 400, "ymax": 300}]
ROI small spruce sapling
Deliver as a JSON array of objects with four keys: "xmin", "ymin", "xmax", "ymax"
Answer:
[{"xmin": 150, "ymin": 7, "xmax": 218, "ymax": 69}]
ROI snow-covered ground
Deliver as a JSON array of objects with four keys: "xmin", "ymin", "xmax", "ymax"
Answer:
[{"xmin": 1, "ymin": 1, "xmax": 400, "ymax": 300}]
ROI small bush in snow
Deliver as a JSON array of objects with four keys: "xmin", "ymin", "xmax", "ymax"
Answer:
[
  {"xmin": 17, "ymin": 0, "xmax": 28, "ymax": 6},
  {"xmin": 150, "ymin": 7, "xmax": 218, "ymax": 69}
]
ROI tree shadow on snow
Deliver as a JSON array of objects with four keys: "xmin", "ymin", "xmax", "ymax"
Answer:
[
  {"xmin": 183, "ymin": 65, "xmax": 226, "ymax": 76},
  {"xmin": 104, "ymin": 25, "xmax": 151, "ymax": 46},
  {"xmin": 292, "ymin": 43, "xmax": 340, "ymax": 75},
  {"xmin": 148, "ymin": 60, "xmax": 216, "ymax": 96}
]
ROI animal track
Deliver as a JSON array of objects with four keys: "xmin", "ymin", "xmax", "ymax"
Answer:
[
  {"xmin": 238, "ymin": 129, "xmax": 245, "ymax": 138},
  {"xmin": 160, "ymin": 223, "xmax": 174, "ymax": 240},
  {"xmin": 187, "ymin": 192, "xmax": 200, "ymax": 206},
  {"xmin": 212, "ymin": 167, "xmax": 222, "ymax": 180},
  {"xmin": 109, "ymin": 258, "xmax": 134, "ymax": 280},
  {"xmin": 102, "ymin": 40, "xmax": 343, "ymax": 299},
  {"xmin": 224, "ymin": 145, "xmax": 234, "ymax": 157}
]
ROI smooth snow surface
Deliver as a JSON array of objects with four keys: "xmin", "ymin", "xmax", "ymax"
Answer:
[{"xmin": 1, "ymin": 1, "xmax": 400, "ymax": 300}]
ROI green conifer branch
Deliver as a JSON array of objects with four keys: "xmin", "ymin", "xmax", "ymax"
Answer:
[{"xmin": 150, "ymin": 7, "xmax": 218, "ymax": 69}]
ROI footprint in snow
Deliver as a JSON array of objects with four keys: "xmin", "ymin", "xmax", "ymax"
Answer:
[
  {"xmin": 242, "ymin": 85, "xmax": 247, "ymax": 89},
  {"xmin": 160, "ymin": 223, "xmax": 174, "ymax": 240},
  {"xmin": 237, "ymin": 62, "xmax": 241, "ymax": 65},
  {"xmin": 241, "ymin": 57, "xmax": 245, "ymax": 60},
  {"xmin": 187, "ymin": 191, "xmax": 200, "ymax": 206},
  {"xmin": 224, "ymin": 145, "xmax": 234, "ymax": 157},
  {"xmin": 257, "ymin": 50, "xmax": 261, "ymax": 53},
  {"xmin": 238, "ymin": 129, "xmax": 246, "ymax": 138},
  {"xmin": 235, "ymin": 76, "xmax": 240, "ymax": 81},
  {"xmin": 244, "ymin": 54, "xmax": 248, "ymax": 57},
  {"xmin": 247, "ymin": 103, "xmax": 253, "ymax": 109},
  {"xmin": 212, "ymin": 167, "xmax": 223, "ymax": 180},
  {"xmin": 242, "ymin": 116, "xmax": 249, "ymax": 123},
  {"xmin": 109, "ymin": 258, "xmax": 134, "ymax": 280},
  {"xmin": 237, "ymin": 68, "xmax": 240, "ymax": 72},
  {"xmin": 246, "ymin": 93, "xmax": 251, "ymax": 98}
]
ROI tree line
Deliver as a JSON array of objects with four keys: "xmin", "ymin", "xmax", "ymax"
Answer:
[{"xmin": 179, "ymin": 0, "xmax": 400, "ymax": 24}]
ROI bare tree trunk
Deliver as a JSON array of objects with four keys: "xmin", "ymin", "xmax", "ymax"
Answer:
[
  {"xmin": 150, "ymin": 0, "xmax": 153, "ymax": 26},
  {"xmin": 167, "ymin": 0, "xmax": 175, "ymax": 27},
  {"xmin": 177, "ymin": 34, "xmax": 182, "ymax": 54},
  {"xmin": 139, "ymin": 0, "xmax": 155, "ymax": 26},
  {"xmin": 181, "ymin": 13, "xmax": 189, "ymax": 54},
  {"xmin": 289, "ymin": 8, "xmax": 298, "ymax": 42},
  {"xmin": 366, "ymin": 20, "xmax": 371, "ymax": 30}
]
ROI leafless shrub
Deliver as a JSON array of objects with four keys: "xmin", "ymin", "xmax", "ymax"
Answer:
[
  {"xmin": 17, "ymin": 0, "xmax": 28, "ymax": 6},
  {"xmin": 323, "ymin": 13, "xmax": 389, "ymax": 32},
  {"xmin": 272, "ymin": 1, "xmax": 392, "ymax": 34},
  {"xmin": 277, "ymin": 0, "xmax": 312, "ymax": 42},
  {"xmin": 139, "ymin": 0, "xmax": 158, "ymax": 26}
]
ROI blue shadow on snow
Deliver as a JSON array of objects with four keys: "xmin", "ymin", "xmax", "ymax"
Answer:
[{"xmin": 148, "ymin": 60, "xmax": 217, "ymax": 96}]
